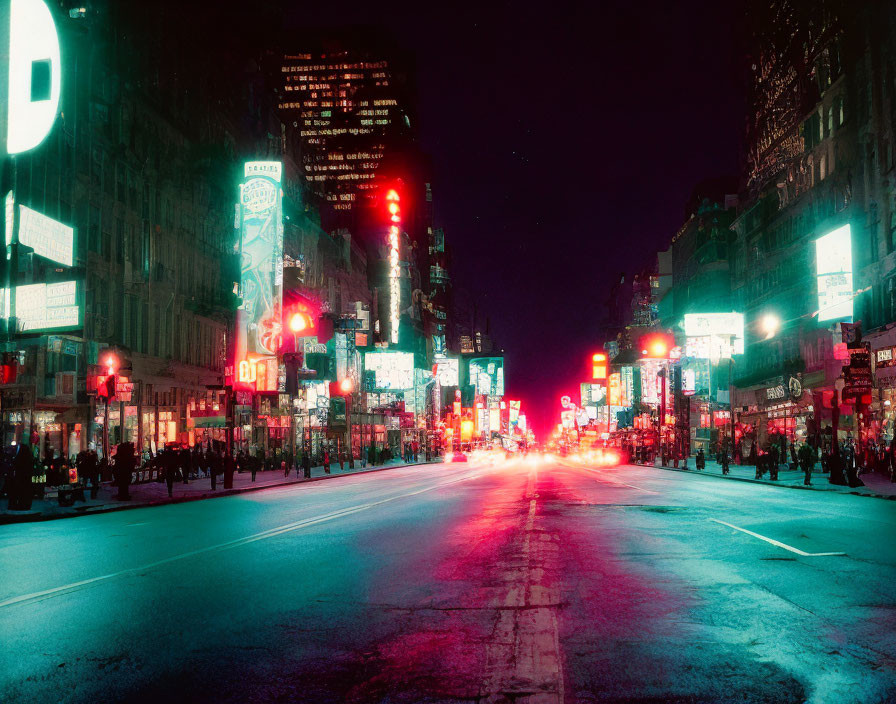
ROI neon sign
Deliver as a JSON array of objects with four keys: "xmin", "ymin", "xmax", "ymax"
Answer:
[
  {"xmin": 235, "ymin": 161, "xmax": 283, "ymax": 390},
  {"xmin": 237, "ymin": 161, "xmax": 283, "ymax": 357},
  {"xmin": 238, "ymin": 360, "xmax": 256, "ymax": 384},
  {"xmin": 3, "ymin": 0, "xmax": 62, "ymax": 155},
  {"xmin": 386, "ymin": 188, "xmax": 400, "ymax": 345}
]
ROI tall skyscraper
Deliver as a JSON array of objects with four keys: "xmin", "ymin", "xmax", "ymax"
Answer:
[{"xmin": 277, "ymin": 45, "xmax": 413, "ymax": 227}]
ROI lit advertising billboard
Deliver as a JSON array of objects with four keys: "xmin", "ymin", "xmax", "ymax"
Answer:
[
  {"xmin": 1, "ymin": 281, "xmax": 79, "ymax": 330},
  {"xmin": 816, "ymin": 224, "xmax": 853, "ymax": 322},
  {"xmin": 640, "ymin": 358, "xmax": 670, "ymax": 406},
  {"xmin": 683, "ymin": 312, "xmax": 744, "ymax": 357},
  {"xmin": 236, "ymin": 161, "xmax": 283, "ymax": 370},
  {"xmin": 434, "ymin": 356, "xmax": 459, "ymax": 387},
  {"xmin": 608, "ymin": 373, "xmax": 622, "ymax": 406},
  {"xmin": 365, "ymin": 351, "xmax": 414, "ymax": 389},
  {"xmin": 469, "ymin": 357, "xmax": 504, "ymax": 397},
  {"xmin": 11, "ymin": 204, "xmax": 73, "ymax": 266},
  {"xmin": 620, "ymin": 365, "xmax": 634, "ymax": 407},
  {"xmin": 580, "ymin": 382, "xmax": 606, "ymax": 407}
]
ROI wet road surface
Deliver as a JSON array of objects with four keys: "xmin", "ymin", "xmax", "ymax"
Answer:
[{"xmin": 2, "ymin": 456, "xmax": 895, "ymax": 703}]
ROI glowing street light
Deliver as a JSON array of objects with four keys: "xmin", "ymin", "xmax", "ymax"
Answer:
[
  {"xmin": 761, "ymin": 313, "xmax": 780, "ymax": 340},
  {"xmin": 289, "ymin": 312, "xmax": 308, "ymax": 333}
]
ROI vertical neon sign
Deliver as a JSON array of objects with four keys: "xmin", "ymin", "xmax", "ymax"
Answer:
[
  {"xmin": 386, "ymin": 188, "xmax": 401, "ymax": 345},
  {"xmin": 235, "ymin": 161, "xmax": 283, "ymax": 389}
]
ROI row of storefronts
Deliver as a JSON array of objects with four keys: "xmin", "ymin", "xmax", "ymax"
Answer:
[{"xmin": 583, "ymin": 319, "xmax": 896, "ymax": 460}]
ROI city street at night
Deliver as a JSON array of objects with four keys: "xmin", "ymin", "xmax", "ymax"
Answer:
[
  {"xmin": 2, "ymin": 457, "xmax": 895, "ymax": 703},
  {"xmin": 5, "ymin": 1, "xmax": 896, "ymax": 701}
]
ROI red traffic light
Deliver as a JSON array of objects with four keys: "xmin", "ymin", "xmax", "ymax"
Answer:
[
  {"xmin": 639, "ymin": 333, "xmax": 674, "ymax": 359},
  {"xmin": 282, "ymin": 291, "xmax": 321, "ymax": 350},
  {"xmin": 97, "ymin": 373, "xmax": 116, "ymax": 399},
  {"xmin": 329, "ymin": 379, "xmax": 354, "ymax": 397}
]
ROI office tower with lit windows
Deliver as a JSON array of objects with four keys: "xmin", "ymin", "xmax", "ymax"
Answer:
[{"xmin": 277, "ymin": 44, "xmax": 413, "ymax": 227}]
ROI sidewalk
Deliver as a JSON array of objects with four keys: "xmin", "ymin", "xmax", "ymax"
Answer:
[
  {"xmin": 653, "ymin": 458, "xmax": 896, "ymax": 499},
  {"xmin": 0, "ymin": 458, "xmax": 440, "ymax": 524}
]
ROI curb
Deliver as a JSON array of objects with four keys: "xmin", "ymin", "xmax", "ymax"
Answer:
[
  {"xmin": 0, "ymin": 460, "xmax": 441, "ymax": 525},
  {"xmin": 650, "ymin": 463, "xmax": 896, "ymax": 501}
]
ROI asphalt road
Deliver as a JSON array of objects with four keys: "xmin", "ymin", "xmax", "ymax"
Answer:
[{"xmin": 1, "ymin": 456, "xmax": 895, "ymax": 704}]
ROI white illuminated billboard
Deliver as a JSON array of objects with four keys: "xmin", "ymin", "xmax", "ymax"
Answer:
[
  {"xmin": 1, "ymin": 280, "xmax": 79, "ymax": 330},
  {"xmin": 683, "ymin": 312, "xmax": 744, "ymax": 357},
  {"xmin": 816, "ymin": 224, "xmax": 853, "ymax": 322},
  {"xmin": 365, "ymin": 351, "xmax": 415, "ymax": 389},
  {"xmin": 683, "ymin": 312, "xmax": 744, "ymax": 339},
  {"xmin": 469, "ymin": 357, "xmax": 505, "ymax": 397},
  {"xmin": 434, "ymin": 357, "xmax": 459, "ymax": 386},
  {"xmin": 13, "ymin": 205, "xmax": 73, "ymax": 266}
]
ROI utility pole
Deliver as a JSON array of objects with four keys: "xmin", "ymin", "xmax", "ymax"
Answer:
[{"xmin": 658, "ymin": 366, "xmax": 666, "ymax": 462}]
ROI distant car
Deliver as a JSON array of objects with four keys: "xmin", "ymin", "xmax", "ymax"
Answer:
[{"xmin": 445, "ymin": 451, "xmax": 468, "ymax": 463}]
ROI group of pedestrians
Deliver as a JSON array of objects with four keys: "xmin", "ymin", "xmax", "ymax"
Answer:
[
  {"xmin": 402, "ymin": 441, "xmax": 420, "ymax": 463},
  {"xmin": 4, "ymin": 436, "xmax": 430, "ymax": 508}
]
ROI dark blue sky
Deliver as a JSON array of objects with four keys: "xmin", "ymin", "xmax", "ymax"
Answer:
[{"xmin": 284, "ymin": 1, "xmax": 745, "ymax": 435}]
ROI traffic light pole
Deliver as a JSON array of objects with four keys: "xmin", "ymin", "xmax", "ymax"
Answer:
[{"xmin": 103, "ymin": 398, "xmax": 109, "ymax": 460}]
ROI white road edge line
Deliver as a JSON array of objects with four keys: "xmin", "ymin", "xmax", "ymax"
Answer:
[
  {"xmin": 708, "ymin": 518, "xmax": 846, "ymax": 557},
  {"xmin": 0, "ymin": 469, "xmax": 487, "ymax": 610}
]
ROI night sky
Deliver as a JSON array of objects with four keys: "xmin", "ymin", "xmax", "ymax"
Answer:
[{"xmin": 223, "ymin": 1, "xmax": 745, "ymax": 436}]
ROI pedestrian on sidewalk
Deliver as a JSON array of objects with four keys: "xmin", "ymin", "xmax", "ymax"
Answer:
[
  {"xmin": 338, "ymin": 447, "xmax": 345, "ymax": 471},
  {"xmin": 223, "ymin": 452, "xmax": 235, "ymax": 489},
  {"xmin": 799, "ymin": 442, "xmax": 814, "ymax": 485},
  {"xmin": 163, "ymin": 448, "xmax": 177, "ymax": 498},
  {"xmin": 720, "ymin": 450, "xmax": 730, "ymax": 475},
  {"xmin": 890, "ymin": 436, "xmax": 896, "ymax": 482},
  {"xmin": 695, "ymin": 449, "xmax": 705, "ymax": 471},
  {"xmin": 181, "ymin": 446, "xmax": 191, "ymax": 483},
  {"xmin": 323, "ymin": 447, "xmax": 331, "ymax": 474},
  {"xmin": 361, "ymin": 445, "xmax": 368, "ymax": 468},
  {"xmin": 302, "ymin": 447, "xmax": 311, "ymax": 478},
  {"xmin": 113, "ymin": 442, "xmax": 135, "ymax": 500},
  {"xmin": 250, "ymin": 454, "xmax": 258, "ymax": 482},
  {"xmin": 7, "ymin": 441, "xmax": 35, "ymax": 511},
  {"xmin": 78, "ymin": 448, "xmax": 100, "ymax": 499},
  {"xmin": 209, "ymin": 449, "xmax": 219, "ymax": 490}
]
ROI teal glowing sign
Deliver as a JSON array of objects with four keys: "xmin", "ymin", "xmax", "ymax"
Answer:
[
  {"xmin": 1, "ymin": 0, "xmax": 62, "ymax": 154},
  {"xmin": 236, "ymin": 161, "xmax": 283, "ymax": 363},
  {"xmin": 816, "ymin": 224, "xmax": 853, "ymax": 322}
]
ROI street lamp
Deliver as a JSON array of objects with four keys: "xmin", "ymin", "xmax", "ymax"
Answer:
[
  {"xmin": 289, "ymin": 312, "xmax": 308, "ymax": 334},
  {"xmin": 761, "ymin": 313, "xmax": 780, "ymax": 340}
]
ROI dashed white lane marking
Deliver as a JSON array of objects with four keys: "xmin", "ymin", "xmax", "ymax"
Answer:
[
  {"xmin": 709, "ymin": 519, "xmax": 846, "ymax": 557},
  {"xmin": 0, "ymin": 469, "xmax": 488, "ymax": 610},
  {"xmin": 481, "ymin": 464, "xmax": 564, "ymax": 703}
]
